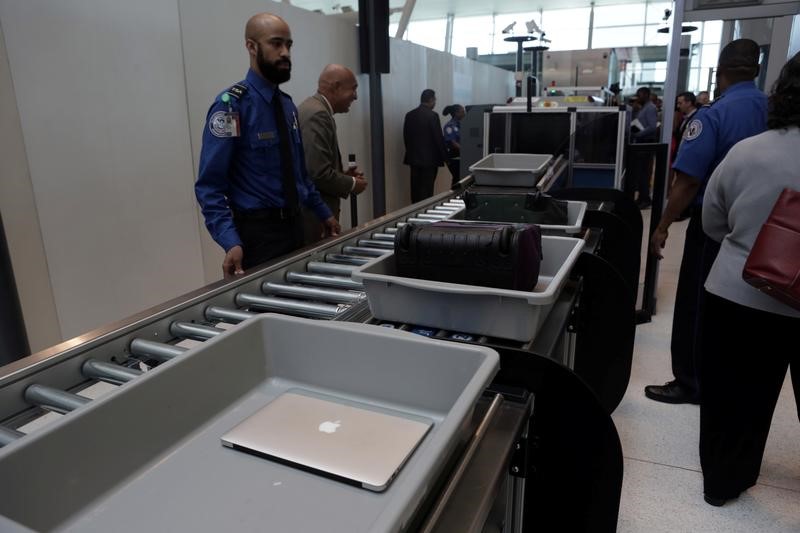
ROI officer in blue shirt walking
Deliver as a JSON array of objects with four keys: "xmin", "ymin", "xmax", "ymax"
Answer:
[
  {"xmin": 442, "ymin": 104, "xmax": 465, "ymax": 187},
  {"xmin": 196, "ymin": 13, "xmax": 340, "ymax": 278},
  {"xmin": 646, "ymin": 39, "xmax": 767, "ymax": 404}
]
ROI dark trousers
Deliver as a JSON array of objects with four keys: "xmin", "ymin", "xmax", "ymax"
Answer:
[
  {"xmin": 446, "ymin": 158, "xmax": 461, "ymax": 188},
  {"xmin": 234, "ymin": 213, "xmax": 304, "ymax": 270},
  {"xmin": 630, "ymin": 150, "xmax": 654, "ymax": 202},
  {"xmin": 670, "ymin": 210, "xmax": 721, "ymax": 394},
  {"xmin": 700, "ymin": 291, "xmax": 800, "ymax": 498},
  {"xmin": 410, "ymin": 165, "xmax": 438, "ymax": 203}
]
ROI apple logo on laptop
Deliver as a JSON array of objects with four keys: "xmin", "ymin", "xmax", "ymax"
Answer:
[{"xmin": 318, "ymin": 420, "xmax": 341, "ymax": 434}]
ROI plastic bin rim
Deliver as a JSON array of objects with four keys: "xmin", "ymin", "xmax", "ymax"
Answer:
[{"xmin": 352, "ymin": 236, "xmax": 585, "ymax": 304}]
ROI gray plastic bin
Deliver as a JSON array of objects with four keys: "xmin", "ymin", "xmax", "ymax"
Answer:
[
  {"xmin": 452, "ymin": 200, "xmax": 588, "ymax": 234},
  {"xmin": 0, "ymin": 315, "xmax": 498, "ymax": 533},
  {"xmin": 353, "ymin": 236, "xmax": 584, "ymax": 342},
  {"xmin": 469, "ymin": 153, "xmax": 553, "ymax": 187}
]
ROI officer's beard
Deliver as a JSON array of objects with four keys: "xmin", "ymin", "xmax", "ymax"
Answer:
[{"xmin": 257, "ymin": 46, "xmax": 291, "ymax": 85}]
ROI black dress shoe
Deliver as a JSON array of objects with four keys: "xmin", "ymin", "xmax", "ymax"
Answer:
[
  {"xmin": 644, "ymin": 380, "xmax": 700, "ymax": 404},
  {"xmin": 704, "ymin": 494, "xmax": 728, "ymax": 507}
]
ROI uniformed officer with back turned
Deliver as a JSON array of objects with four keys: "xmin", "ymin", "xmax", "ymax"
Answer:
[
  {"xmin": 645, "ymin": 39, "xmax": 767, "ymax": 404},
  {"xmin": 195, "ymin": 13, "xmax": 340, "ymax": 278}
]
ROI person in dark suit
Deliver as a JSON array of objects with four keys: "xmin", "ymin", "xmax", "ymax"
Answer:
[{"xmin": 403, "ymin": 89, "xmax": 447, "ymax": 203}]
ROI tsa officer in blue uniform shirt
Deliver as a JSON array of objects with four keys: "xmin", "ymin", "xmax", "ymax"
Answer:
[
  {"xmin": 195, "ymin": 13, "xmax": 340, "ymax": 278},
  {"xmin": 442, "ymin": 104, "xmax": 465, "ymax": 187},
  {"xmin": 645, "ymin": 39, "xmax": 767, "ymax": 405}
]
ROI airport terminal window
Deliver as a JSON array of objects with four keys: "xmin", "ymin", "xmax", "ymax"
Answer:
[
  {"xmin": 593, "ymin": 4, "xmax": 647, "ymax": 27},
  {"xmin": 450, "ymin": 15, "xmax": 496, "ymax": 56},
  {"xmin": 539, "ymin": 8, "xmax": 591, "ymax": 51},
  {"xmin": 592, "ymin": 26, "xmax": 652, "ymax": 49},
  {"xmin": 404, "ymin": 18, "xmax": 449, "ymax": 52}
]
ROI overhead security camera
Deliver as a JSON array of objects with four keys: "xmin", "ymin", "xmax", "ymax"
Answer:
[
  {"xmin": 525, "ymin": 19, "xmax": 541, "ymax": 34},
  {"xmin": 501, "ymin": 21, "xmax": 516, "ymax": 34}
]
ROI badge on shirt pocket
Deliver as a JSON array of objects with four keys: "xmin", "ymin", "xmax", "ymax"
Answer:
[{"xmin": 209, "ymin": 110, "xmax": 240, "ymax": 138}]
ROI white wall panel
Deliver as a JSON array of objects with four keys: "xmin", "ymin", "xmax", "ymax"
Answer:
[
  {"xmin": 0, "ymin": 1, "xmax": 204, "ymax": 339},
  {"xmin": 0, "ymin": 21, "xmax": 62, "ymax": 352}
]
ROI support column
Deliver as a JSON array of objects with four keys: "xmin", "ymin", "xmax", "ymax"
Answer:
[
  {"xmin": 588, "ymin": 2, "xmax": 595, "ymax": 50},
  {"xmin": 445, "ymin": 13, "xmax": 455, "ymax": 54},
  {"xmin": 361, "ymin": 0, "xmax": 388, "ymax": 217},
  {"xmin": 765, "ymin": 16, "xmax": 793, "ymax": 89},
  {"xmin": 660, "ymin": 0, "xmax": 684, "ymax": 146}
]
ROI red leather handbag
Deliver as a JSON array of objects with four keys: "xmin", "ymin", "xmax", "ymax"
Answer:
[{"xmin": 742, "ymin": 188, "xmax": 800, "ymax": 310}]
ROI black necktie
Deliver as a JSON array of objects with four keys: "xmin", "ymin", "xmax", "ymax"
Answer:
[{"xmin": 272, "ymin": 91, "xmax": 299, "ymax": 208}]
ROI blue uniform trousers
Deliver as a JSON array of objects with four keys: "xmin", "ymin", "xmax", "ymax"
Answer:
[{"xmin": 670, "ymin": 209, "xmax": 720, "ymax": 394}]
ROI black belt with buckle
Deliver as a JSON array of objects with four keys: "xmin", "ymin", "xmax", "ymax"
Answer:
[{"xmin": 233, "ymin": 206, "xmax": 300, "ymax": 222}]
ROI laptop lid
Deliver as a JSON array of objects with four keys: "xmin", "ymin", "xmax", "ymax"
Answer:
[{"xmin": 221, "ymin": 390, "xmax": 432, "ymax": 492}]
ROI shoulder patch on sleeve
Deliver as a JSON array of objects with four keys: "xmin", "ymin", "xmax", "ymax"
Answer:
[
  {"xmin": 445, "ymin": 126, "xmax": 452, "ymax": 134},
  {"xmin": 684, "ymin": 119, "xmax": 703, "ymax": 141},
  {"xmin": 209, "ymin": 111, "xmax": 229, "ymax": 138},
  {"xmin": 226, "ymin": 83, "xmax": 248, "ymax": 99}
]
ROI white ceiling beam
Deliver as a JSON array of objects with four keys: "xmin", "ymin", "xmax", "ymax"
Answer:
[{"xmin": 395, "ymin": 0, "xmax": 417, "ymax": 39}]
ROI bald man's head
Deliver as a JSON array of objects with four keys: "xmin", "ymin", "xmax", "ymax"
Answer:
[
  {"xmin": 317, "ymin": 64, "xmax": 358, "ymax": 113},
  {"xmin": 245, "ymin": 13, "xmax": 293, "ymax": 85}
]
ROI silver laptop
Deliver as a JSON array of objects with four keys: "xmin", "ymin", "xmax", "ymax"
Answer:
[{"xmin": 221, "ymin": 390, "xmax": 432, "ymax": 491}]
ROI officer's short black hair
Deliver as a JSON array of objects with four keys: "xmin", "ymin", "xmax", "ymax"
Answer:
[
  {"xmin": 420, "ymin": 89, "xmax": 436, "ymax": 104},
  {"xmin": 768, "ymin": 51, "xmax": 800, "ymax": 130},
  {"xmin": 636, "ymin": 87, "xmax": 651, "ymax": 99},
  {"xmin": 718, "ymin": 38, "xmax": 760, "ymax": 82},
  {"xmin": 677, "ymin": 91, "xmax": 696, "ymax": 107}
]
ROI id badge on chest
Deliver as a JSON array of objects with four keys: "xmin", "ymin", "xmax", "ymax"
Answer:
[{"xmin": 209, "ymin": 110, "xmax": 241, "ymax": 138}]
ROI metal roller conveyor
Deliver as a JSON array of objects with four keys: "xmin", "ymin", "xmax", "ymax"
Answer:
[
  {"xmin": 372, "ymin": 233, "xmax": 396, "ymax": 241},
  {"xmin": 384, "ymin": 227, "xmax": 399, "ymax": 234},
  {"xmin": 205, "ymin": 306, "xmax": 258, "ymax": 324},
  {"xmin": 0, "ymin": 426, "xmax": 24, "ymax": 447},
  {"xmin": 285, "ymin": 271, "xmax": 364, "ymax": 290},
  {"xmin": 169, "ymin": 321, "xmax": 226, "ymax": 341},
  {"xmin": 129, "ymin": 339, "xmax": 188, "ymax": 362},
  {"xmin": 324, "ymin": 254, "xmax": 370, "ymax": 266},
  {"xmin": 356, "ymin": 239, "xmax": 394, "ymax": 249},
  {"xmin": 406, "ymin": 218, "xmax": 435, "ymax": 224},
  {"xmin": 262, "ymin": 282, "xmax": 364, "ymax": 305},
  {"xmin": 306, "ymin": 261, "xmax": 358, "ymax": 276},
  {"xmin": 341, "ymin": 246, "xmax": 390, "ymax": 257},
  {"xmin": 24, "ymin": 384, "xmax": 91, "ymax": 414},
  {"xmin": 431, "ymin": 207, "xmax": 460, "ymax": 213},
  {"xmin": 235, "ymin": 293, "xmax": 345, "ymax": 319},
  {"xmin": 82, "ymin": 359, "xmax": 142, "ymax": 385},
  {"xmin": 418, "ymin": 213, "xmax": 448, "ymax": 220}
]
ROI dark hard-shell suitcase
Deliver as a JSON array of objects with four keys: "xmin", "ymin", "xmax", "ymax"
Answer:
[
  {"xmin": 464, "ymin": 188, "xmax": 569, "ymax": 225},
  {"xmin": 394, "ymin": 221, "xmax": 543, "ymax": 291}
]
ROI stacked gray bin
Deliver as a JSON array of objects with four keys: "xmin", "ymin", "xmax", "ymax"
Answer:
[{"xmin": 354, "ymin": 236, "xmax": 585, "ymax": 342}]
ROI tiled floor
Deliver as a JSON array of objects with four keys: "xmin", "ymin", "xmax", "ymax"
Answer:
[{"xmin": 613, "ymin": 215, "xmax": 800, "ymax": 532}]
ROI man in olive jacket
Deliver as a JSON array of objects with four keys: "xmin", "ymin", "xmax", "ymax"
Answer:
[{"xmin": 299, "ymin": 64, "xmax": 368, "ymax": 244}]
